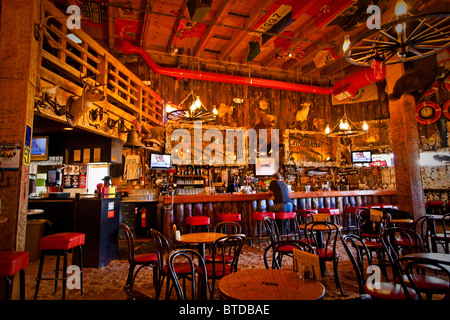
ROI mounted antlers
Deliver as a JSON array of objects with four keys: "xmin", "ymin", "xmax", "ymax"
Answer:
[{"xmin": 66, "ymin": 78, "xmax": 105, "ymax": 127}]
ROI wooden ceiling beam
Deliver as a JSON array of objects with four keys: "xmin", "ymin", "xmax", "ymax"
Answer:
[
  {"xmin": 140, "ymin": 0, "xmax": 156, "ymax": 49},
  {"xmin": 218, "ymin": 0, "xmax": 277, "ymax": 61},
  {"xmin": 193, "ymin": 0, "xmax": 234, "ymax": 57},
  {"xmin": 107, "ymin": 0, "xmax": 117, "ymax": 50},
  {"xmin": 165, "ymin": 0, "xmax": 189, "ymax": 53}
]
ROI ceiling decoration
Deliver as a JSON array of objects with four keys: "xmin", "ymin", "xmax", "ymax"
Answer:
[
  {"xmin": 51, "ymin": 0, "xmax": 449, "ymax": 86},
  {"xmin": 345, "ymin": 10, "xmax": 450, "ymax": 67}
]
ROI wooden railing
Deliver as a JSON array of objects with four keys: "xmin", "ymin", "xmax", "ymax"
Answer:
[{"xmin": 37, "ymin": 1, "xmax": 163, "ymax": 138}]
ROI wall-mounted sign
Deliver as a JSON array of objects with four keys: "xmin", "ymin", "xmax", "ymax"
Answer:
[
  {"xmin": 0, "ymin": 143, "xmax": 21, "ymax": 170},
  {"xmin": 23, "ymin": 124, "xmax": 32, "ymax": 166}
]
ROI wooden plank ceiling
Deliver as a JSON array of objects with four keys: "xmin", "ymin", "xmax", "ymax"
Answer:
[{"xmin": 51, "ymin": 0, "xmax": 447, "ymax": 85}]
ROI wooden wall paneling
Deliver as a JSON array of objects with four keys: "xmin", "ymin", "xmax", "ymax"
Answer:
[{"xmin": 0, "ymin": 0, "xmax": 42, "ymax": 258}]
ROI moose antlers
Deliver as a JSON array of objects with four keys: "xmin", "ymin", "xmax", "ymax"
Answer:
[{"xmin": 66, "ymin": 76, "xmax": 105, "ymax": 127}]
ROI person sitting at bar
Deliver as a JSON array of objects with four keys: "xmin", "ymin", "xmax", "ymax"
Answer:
[{"xmin": 268, "ymin": 173, "xmax": 293, "ymax": 212}]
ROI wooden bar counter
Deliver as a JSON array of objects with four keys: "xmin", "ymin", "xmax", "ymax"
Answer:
[{"xmin": 161, "ymin": 189, "xmax": 397, "ymax": 244}]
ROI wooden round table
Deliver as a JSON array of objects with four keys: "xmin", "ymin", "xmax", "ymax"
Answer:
[
  {"xmin": 177, "ymin": 232, "xmax": 227, "ymax": 258},
  {"xmin": 404, "ymin": 252, "xmax": 450, "ymax": 272},
  {"xmin": 219, "ymin": 268, "xmax": 325, "ymax": 300}
]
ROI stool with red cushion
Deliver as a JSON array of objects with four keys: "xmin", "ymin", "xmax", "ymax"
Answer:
[
  {"xmin": 428, "ymin": 200, "xmax": 445, "ymax": 215},
  {"xmin": 216, "ymin": 213, "xmax": 241, "ymax": 223},
  {"xmin": 275, "ymin": 212, "xmax": 298, "ymax": 240},
  {"xmin": 0, "ymin": 251, "xmax": 29, "ymax": 300},
  {"xmin": 185, "ymin": 216, "xmax": 210, "ymax": 233},
  {"xmin": 251, "ymin": 212, "xmax": 275, "ymax": 251},
  {"xmin": 317, "ymin": 208, "xmax": 341, "ymax": 225},
  {"xmin": 345, "ymin": 206, "xmax": 359, "ymax": 233},
  {"xmin": 34, "ymin": 232, "xmax": 85, "ymax": 300}
]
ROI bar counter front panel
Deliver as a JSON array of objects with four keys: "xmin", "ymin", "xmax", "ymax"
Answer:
[
  {"xmin": 161, "ymin": 190, "xmax": 397, "ymax": 244},
  {"xmin": 28, "ymin": 197, "xmax": 121, "ymax": 268}
]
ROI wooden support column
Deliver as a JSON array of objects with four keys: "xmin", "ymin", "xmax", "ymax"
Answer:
[
  {"xmin": 386, "ymin": 63, "xmax": 426, "ymax": 220},
  {"xmin": 0, "ymin": 0, "xmax": 42, "ymax": 251}
]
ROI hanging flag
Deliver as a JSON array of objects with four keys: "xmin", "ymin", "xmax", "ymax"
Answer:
[
  {"xmin": 332, "ymin": 83, "xmax": 379, "ymax": 105},
  {"xmin": 247, "ymin": 41, "xmax": 261, "ymax": 62},
  {"xmin": 313, "ymin": 48, "xmax": 339, "ymax": 68},
  {"xmin": 68, "ymin": 0, "xmax": 107, "ymax": 28},
  {"xmin": 115, "ymin": 18, "xmax": 143, "ymax": 46},
  {"xmin": 132, "ymin": 117, "xmax": 141, "ymax": 134},
  {"xmin": 274, "ymin": 31, "xmax": 293, "ymax": 51}
]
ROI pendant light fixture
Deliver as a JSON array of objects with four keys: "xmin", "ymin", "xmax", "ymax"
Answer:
[{"xmin": 326, "ymin": 105, "xmax": 368, "ymax": 138}]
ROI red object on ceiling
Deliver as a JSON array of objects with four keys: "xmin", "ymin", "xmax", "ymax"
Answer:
[
  {"xmin": 121, "ymin": 41, "xmax": 386, "ymax": 97},
  {"xmin": 305, "ymin": 0, "xmax": 354, "ymax": 28}
]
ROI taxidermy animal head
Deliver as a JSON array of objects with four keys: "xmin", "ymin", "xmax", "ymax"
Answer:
[
  {"xmin": 142, "ymin": 124, "xmax": 166, "ymax": 146},
  {"xmin": 66, "ymin": 83, "xmax": 105, "ymax": 127},
  {"xmin": 388, "ymin": 54, "xmax": 439, "ymax": 102},
  {"xmin": 253, "ymin": 112, "xmax": 277, "ymax": 129}
]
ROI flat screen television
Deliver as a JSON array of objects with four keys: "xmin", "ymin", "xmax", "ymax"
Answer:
[
  {"xmin": 351, "ymin": 151, "xmax": 372, "ymax": 163},
  {"xmin": 150, "ymin": 153, "xmax": 172, "ymax": 169},
  {"xmin": 31, "ymin": 136, "xmax": 49, "ymax": 161},
  {"xmin": 255, "ymin": 157, "xmax": 277, "ymax": 176}
]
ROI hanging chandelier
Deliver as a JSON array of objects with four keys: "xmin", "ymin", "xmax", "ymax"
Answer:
[
  {"xmin": 166, "ymin": 90, "xmax": 217, "ymax": 123},
  {"xmin": 325, "ymin": 111, "xmax": 368, "ymax": 138}
]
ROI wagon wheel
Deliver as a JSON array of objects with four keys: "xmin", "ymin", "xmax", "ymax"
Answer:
[
  {"xmin": 167, "ymin": 108, "xmax": 217, "ymax": 123},
  {"xmin": 345, "ymin": 12, "xmax": 450, "ymax": 66}
]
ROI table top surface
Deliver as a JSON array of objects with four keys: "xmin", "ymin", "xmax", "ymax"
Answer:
[
  {"xmin": 218, "ymin": 268, "xmax": 325, "ymax": 300},
  {"xmin": 177, "ymin": 232, "xmax": 228, "ymax": 244},
  {"xmin": 427, "ymin": 214, "xmax": 449, "ymax": 220},
  {"xmin": 27, "ymin": 209, "xmax": 44, "ymax": 215},
  {"xmin": 404, "ymin": 252, "xmax": 450, "ymax": 264},
  {"xmin": 299, "ymin": 224, "xmax": 343, "ymax": 231},
  {"xmin": 390, "ymin": 218, "xmax": 414, "ymax": 223}
]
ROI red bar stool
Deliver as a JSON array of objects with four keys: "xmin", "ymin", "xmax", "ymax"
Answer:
[
  {"xmin": 317, "ymin": 208, "xmax": 341, "ymax": 225},
  {"xmin": 0, "ymin": 251, "xmax": 29, "ymax": 300},
  {"xmin": 185, "ymin": 216, "xmax": 210, "ymax": 233},
  {"xmin": 216, "ymin": 213, "xmax": 241, "ymax": 223},
  {"xmin": 34, "ymin": 232, "xmax": 85, "ymax": 300},
  {"xmin": 345, "ymin": 206, "xmax": 360, "ymax": 233},
  {"xmin": 428, "ymin": 200, "xmax": 445, "ymax": 215},
  {"xmin": 275, "ymin": 212, "xmax": 297, "ymax": 240},
  {"xmin": 252, "ymin": 212, "xmax": 275, "ymax": 251}
]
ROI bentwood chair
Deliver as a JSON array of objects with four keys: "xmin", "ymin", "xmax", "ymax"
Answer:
[
  {"xmin": 415, "ymin": 215, "xmax": 434, "ymax": 253},
  {"xmin": 295, "ymin": 210, "xmax": 316, "ymax": 240},
  {"xmin": 122, "ymin": 223, "xmax": 158, "ymax": 288},
  {"xmin": 205, "ymin": 221, "xmax": 242, "ymax": 263},
  {"xmin": 198, "ymin": 234, "xmax": 245, "ymax": 298},
  {"xmin": 305, "ymin": 221, "xmax": 344, "ymax": 295},
  {"xmin": 150, "ymin": 229, "xmax": 197, "ymax": 299},
  {"xmin": 263, "ymin": 216, "xmax": 298, "ymax": 264},
  {"xmin": 341, "ymin": 234, "xmax": 419, "ymax": 300},
  {"xmin": 396, "ymin": 256, "xmax": 450, "ymax": 300},
  {"xmin": 213, "ymin": 221, "xmax": 242, "ymax": 234},
  {"xmin": 431, "ymin": 213, "xmax": 450, "ymax": 253},
  {"xmin": 382, "ymin": 227, "xmax": 449, "ymax": 299},
  {"xmin": 357, "ymin": 209, "xmax": 391, "ymax": 279},
  {"xmin": 263, "ymin": 240, "xmax": 315, "ymax": 269},
  {"xmin": 168, "ymin": 249, "xmax": 209, "ymax": 300}
]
